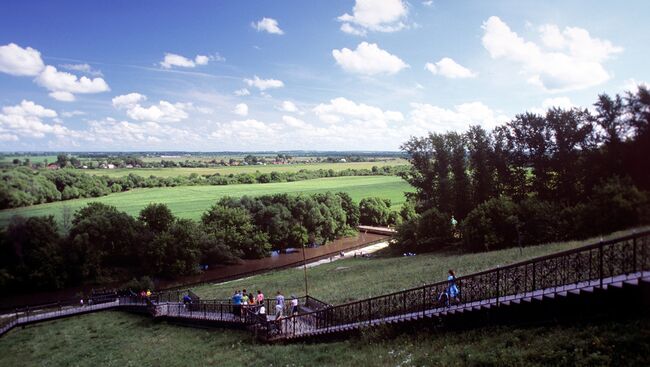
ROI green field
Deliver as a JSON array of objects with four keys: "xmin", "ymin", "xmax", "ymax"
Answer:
[
  {"xmin": 0, "ymin": 176, "xmax": 412, "ymax": 227},
  {"xmin": 83, "ymin": 160, "xmax": 409, "ymax": 178},
  {"xmin": 1, "ymin": 228, "xmax": 647, "ymax": 367}
]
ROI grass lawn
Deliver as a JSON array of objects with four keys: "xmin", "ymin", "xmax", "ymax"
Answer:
[
  {"xmin": 83, "ymin": 160, "xmax": 409, "ymax": 178},
  {"xmin": 1, "ymin": 227, "xmax": 648, "ymax": 367},
  {"xmin": 0, "ymin": 176, "xmax": 412, "ymax": 228}
]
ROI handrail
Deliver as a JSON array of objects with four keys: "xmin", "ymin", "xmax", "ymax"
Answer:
[{"xmin": 266, "ymin": 230, "xmax": 650, "ymax": 339}]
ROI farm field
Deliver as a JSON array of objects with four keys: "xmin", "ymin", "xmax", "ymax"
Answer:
[
  {"xmin": 83, "ymin": 160, "xmax": 409, "ymax": 178},
  {"xmin": 1, "ymin": 228, "xmax": 647, "ymax": 367},
  {"xmin": 0, "ymin": 176, "xmax": 412, "ymax": 228}
]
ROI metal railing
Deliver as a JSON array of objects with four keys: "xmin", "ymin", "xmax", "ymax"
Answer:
[{"xmin": 262, "ymin": 230, "xmax": 650, "ymax": 340}]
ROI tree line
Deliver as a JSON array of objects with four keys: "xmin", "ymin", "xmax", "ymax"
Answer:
[
  {"xmin": 0, "ymin": 165, "xmax": 408, "ymax": 209},
  {"xmin": 395, "ymin": 87, "xmax": 650, "ymax": 253},
  {"xmin": 0, "ymin": 191, "xmax": 379, "ymax": 293}
]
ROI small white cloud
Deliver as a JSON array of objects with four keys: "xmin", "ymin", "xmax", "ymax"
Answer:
[
  {"xmin": 194, "ymin": 55, "xmax": 209, "ymax": 65},
  {"xmin": 234, "ymin": 88, "xmax": 251, "ymax": 96},
  {"xmin": 112, "ymin": 93, "xmax": 147, "ymax": 108},
  {"xmin": 332, "ymin": 42, "xmax": 408, "ymax": 75},
  {"xmin": 160, "ymin": 52, "xmax": 213, "ymax": 69},
  {"xmin": 279, "ymin": 100, "xmax": 298, "ymax": 113},
  {"xmin": 112, "ymin": 93, "xmax": 189, "ymax": 123},
  {"xmin": 0, "ymin": 43, "xmax": 45, "ymax": 76},
  {"xmin": 338, "ymin": 0, "xmax": 408, "ymax": 35},
  {"xmin": 244, "ymin": 75, "xmax": 284, "ymax": 91},
  {"xmin": 252, "ymin": 17, "xmax": 284, "ymax": 35},
  {"xmin": 36, "ymin": 65, "xmax": 110, "ymax": 102},
  {"xmin": 282, "ymin": 115, "xmax": 308, "ymax": 129},
  {"xmin": 233, "ymin": 103, "xmax": 249, "ymax": 116},
  {"xmin": 422, "ymin": 1, "xmax": 434, "ymax": 6},
  {"xmin": 425, "ymin": 57, "xmax": 477, "ymax": 78},
  {"xmin": 49, "ymin": 91, "xmax": 75, "ymax": 102}
]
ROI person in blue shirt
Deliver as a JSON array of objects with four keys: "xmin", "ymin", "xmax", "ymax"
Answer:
[
  {"xmin": 232, "ymin": 290, "xmax": 243, "ymax": 317},
  {"xmin": 447, "ymin": 270, "xmax": 460, "ymax": 305}
]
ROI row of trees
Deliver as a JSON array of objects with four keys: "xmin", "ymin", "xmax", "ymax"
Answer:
[
  {"xmin": 0, "ymin": 191, "xmax": 369, "ymax": 293},
  {"xmin": 396, "ymin": 87, "xmax": 650, "ymax": 253},
  {"xmin": 0, "ymin": 165, "xmax": 408, "ymax": 209}
]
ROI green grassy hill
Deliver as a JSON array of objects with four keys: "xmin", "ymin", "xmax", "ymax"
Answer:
[
  {"xmin": 1, "ymin": 228, "xmax": 647, "ymax": 366},
  {"xmin": 0, "ymin": 176, "xmax": 412, "ymax": 227}
]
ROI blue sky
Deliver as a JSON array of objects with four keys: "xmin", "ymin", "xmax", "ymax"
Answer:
[{"xmin": 0, "ymin": 0, "xmax": 648, "ymax": 151}]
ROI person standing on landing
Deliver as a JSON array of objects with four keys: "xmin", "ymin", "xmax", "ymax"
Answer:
[{"xmin": 447, "ymin": 269, "xmax": 460, "ymax": 305}]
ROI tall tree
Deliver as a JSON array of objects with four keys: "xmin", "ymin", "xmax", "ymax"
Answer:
[
  {"xmin": 466, "ymin": 125, "xmax": 494, "ymax": 206},
  {"xmin": 446, "ymin": 132, "xmax": 471, "ymax": 220}
]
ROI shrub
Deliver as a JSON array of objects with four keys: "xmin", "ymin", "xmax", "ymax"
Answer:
[{"xmin": 461, "ymin": 197, "xmax": 518, "ymax": 252}]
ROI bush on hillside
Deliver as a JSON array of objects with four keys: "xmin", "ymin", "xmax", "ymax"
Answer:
[{"xmin": 461, "ymin": 197, "xmax": 519, "ymax": 252}]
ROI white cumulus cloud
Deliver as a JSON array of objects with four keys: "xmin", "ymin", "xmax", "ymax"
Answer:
[
  {"xmin": 112, "ymin": 93, "xmax": 189, "ymax": 123},
  {"xmin": 233, "ymin": 103, "xmax": 249, "ymax": 116},
  {"xmin": 282, "ymin": 115, "xmax": 309, "ymax": 129},
  {"xmin": 0, "ymin": 43, "xmax": 45, "ymax": 76},
  {"xmin": 314, "ymin": 97, "xmax": 403, "ymax": 127},
  {"xmin": 481, "ymin": 16, "xmax": 622, "ymax": 92},
  {"xmin": 279, "ymin": 100, "xmax": 298, "ymax": 113},
  {"xmin": 409, "ymin": 101, "xmax": 508, "ymax": 133},
  {"xmin": 160, "ymin": 53, "xmax": 212, "ymax": 69},
  {"xmin": 252, "ymin": 17, "xmax": 284, "ymax": 35},
  {"xmin": 332, "ymin": 42, "xmax": 408, "ymax": 75},
  {"xmin": 244, "ymin": 75, "xmax": 285, "ymax": 91},
  {"xmin": 425, "ymin": 57, "xmax": 477, "ymax": 78},
  {"xmin": 0, "ymin": 100, "xmax": 79, "ymax": 139},
  {"xmin": 36, "ymin": 65, "xmax": 110, "ymax": 101},
  {"xmin": 338, "ymin": 0, "xmax": 408, "ymax": 36}
]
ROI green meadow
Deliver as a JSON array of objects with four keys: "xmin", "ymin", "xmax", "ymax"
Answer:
[
  {"xmin": 83, "ymin": 160, "xmax": 409, "ymax": 178},
  {"xmin": 0, "ymin": 176, "xmax": 412, "ymax": 227}
]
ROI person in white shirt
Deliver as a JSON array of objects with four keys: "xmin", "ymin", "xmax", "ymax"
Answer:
[{"xmin": 290, "ymin": 295, "xmax": 299, "ymax": 315}]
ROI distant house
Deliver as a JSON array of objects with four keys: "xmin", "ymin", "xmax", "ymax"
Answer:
[
  {"xmin": 81, "ymin": 165, "xmax": 88, "ymax": 169},
  {"xmin": 107, "ymin": 163, "xmax": 116, "ymax": 169},
  {"xmin": 340, "ymin": 158, "xmax": 347, "ymax": 163},
  {"xmin": 99, "ymin": 163, "xmax": 108, "ymax": 169},
  {"xmin": 125, "ymin": 164, "xmax": 134, "ymax": 169},
  {"xmin": 46, "ymin": 163, "xmax": 60, "ymax": 170}
]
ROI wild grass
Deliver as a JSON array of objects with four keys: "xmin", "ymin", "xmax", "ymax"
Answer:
[{"xmin": 192, "ymin": 227, "xmax": 648, "ymax": 304}]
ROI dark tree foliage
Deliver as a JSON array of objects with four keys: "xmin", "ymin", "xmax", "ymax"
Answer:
[
  {"xmin": 0, "ymin": 216, "xmax": 66, "ymax": 290},
  {"xmin": 139, "ymin": 203, "xmax": 175, "ymax": 233},
  {"xmin": 398, "ymin": 87, "xmax": 650, "ymax": 253},
  {"xmin": 447, "ymin": 132, "xmax": 471, "ymax": 220},
  {"xmin": 359, "ymin": 197, "xmax": 392, "ymax": 226}
]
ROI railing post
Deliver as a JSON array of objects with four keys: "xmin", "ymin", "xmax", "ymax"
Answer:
[
  {"xmin": 532, "ymin": 262, "xmax": 536, "ymax": 292},
  {"xmin": 496, "ymin": 266, "xmax": 500, "ymax": 307},
  {"xmin": 367, "ymin": 299, "xmax": 372, "ymax": 325},
  {"xmin": 633, "ymin": 233, "xmax": 637, "ymax": 273},
  {"xmin": 421, "ymin": 286, "xmax": 426, "ymax": 318},
  {"xmin": 599, "ymin": 239, "xmax": 604, "ymax": 288}
]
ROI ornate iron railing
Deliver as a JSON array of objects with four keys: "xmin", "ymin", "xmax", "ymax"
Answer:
[{"xmin": 263, "ymin": 230, "xmax": 650, "ymax": 340}]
